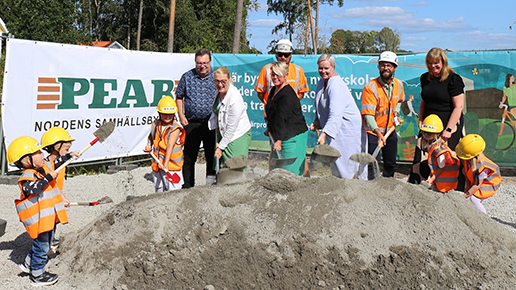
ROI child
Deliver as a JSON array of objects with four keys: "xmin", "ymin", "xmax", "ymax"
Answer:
[
  {"xmin": 456, "ymin": 134, "xmax": 501, "ymax": 214},
  {"xmin": 40, "ymin": 127, "xmax": 81, "ymax": 250},
  {"xmin": 145, "ymin": 95, "xmax": 185, "ymax": 191},
  {"xmin": 420, "ymin": 114, "xmax": 460, "ymax": 193},
  {"xmin": 7, "ymin": 136, "xmax": 67, "ymax": 286}
]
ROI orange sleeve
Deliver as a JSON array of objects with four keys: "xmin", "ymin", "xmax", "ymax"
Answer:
[{"xmin": 254, "ymin": 65, "xmax": 268, "ymax": 94}]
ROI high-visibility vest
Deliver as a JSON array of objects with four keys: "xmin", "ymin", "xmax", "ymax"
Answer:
[
  {"xmin": 46, "ymin": 156, "xmax": 66, "ymax": 191},
  {"xmin": 150, "ymin": 120, "xmax": 185, "ymax": 172},
  {"xmin": 428, "ymin": 144, "xmax": 460, "ymax": 192},
  {"xmin": 15, "ymin": 162, "xmax": 68, "ymax": 239},
  {"xmin": 464, "ymin": 155, "xmax": 501, "ymax": 199},
  {"xmin": 255, "ymin": 62, "xmax": 309, "ymax": 104},
  {"xmin": 361, "ymin": 78, "xmax": 405, "ymax": 135}
]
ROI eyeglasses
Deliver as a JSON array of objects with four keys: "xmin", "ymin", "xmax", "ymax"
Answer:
[
  {"xmin": 379, "ymin": 62, "xmax": 394, "ymax": 68},
  {"xmin": 214, "ymin": 79, "xmax": 228, "ymax": 85},
  {"xmin": 276, "ymin": 53, "xmax": 291, "ymax": 58},
  {"xmin": 196, "ymin": 61, "xmax": 210, "ymax": 66}
]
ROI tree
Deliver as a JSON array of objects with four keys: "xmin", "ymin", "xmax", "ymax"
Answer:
[
  {"xmin": 266, "ymin": 0, "xmax": 343, "ymax": 46},
  {"xmin": 232, "ymin": 0, "xmax": 244, "ymax": 53},
  {"xmin": 0, "ymin": 0, "xmax": 92, "ymax": 44},
  {"xmin": 328, "ymin": 27, "xmax": 401, "ymax": 54}
]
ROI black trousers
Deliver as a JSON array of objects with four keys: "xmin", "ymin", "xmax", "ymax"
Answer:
[
  {"xmin": 367, "ymin": 132, "xmax": 398, "ymax": 179},
  {"xmin": 182, "ymin": 119, "xmax": 216, "ymax": 188}
]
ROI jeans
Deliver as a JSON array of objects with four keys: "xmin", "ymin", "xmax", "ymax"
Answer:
[{"xmin": 27, "ymin": 229, "xmax": 55, "ymax": 276}]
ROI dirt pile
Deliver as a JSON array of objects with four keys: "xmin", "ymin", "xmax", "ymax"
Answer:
[{"xmin": 54, "ymin": 169, "xmax": 516, "ymax": 289}]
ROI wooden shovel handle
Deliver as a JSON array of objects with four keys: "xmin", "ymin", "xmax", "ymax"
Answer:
[{"xmin": 149, "ymin": 152, "xmax": 180, "ymax": 183}]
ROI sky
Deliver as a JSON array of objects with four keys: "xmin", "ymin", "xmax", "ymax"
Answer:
[{"xmin": 246, "ymin": 0, "xmax": 516, "ymax": 54}]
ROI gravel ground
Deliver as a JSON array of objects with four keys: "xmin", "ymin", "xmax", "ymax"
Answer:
[{"xmin": 1, "ymin": 162, "xmax": 515, "ymax": 289}]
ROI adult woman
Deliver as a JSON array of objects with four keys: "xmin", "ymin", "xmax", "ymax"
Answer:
[
  {"xmin": 209, "ymin": 66, "xmax": 252, "ymax": 166},
  {"xmin": 311, "ymin": 54, "xmax": 367, "ymax": 179},
  {"xmin": 500, "ymin": 74, "xmax": 516, "ymax": 116},
  {"xmin": 265, "ymin": 62, "xmax": 308, "ymax": 176},
  {"xmin": 408, "ymin": 47, "xmax": 465, "ymax": 186}
]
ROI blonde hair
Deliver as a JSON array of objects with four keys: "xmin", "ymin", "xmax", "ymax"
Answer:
[
  {"xmin": 213, "ymin": 66, "xmax": 232, "ymax": 83},
  {"xmin": 271, "ymin": 61, "xmax": 288, "ymax": 77},
  {"xmin": 317, "ymin": 54, "xmax": 336, "ymax": 68},
  {"xmin": 426, "ymin": 47, "xmax": 452, "ymax": 82}
]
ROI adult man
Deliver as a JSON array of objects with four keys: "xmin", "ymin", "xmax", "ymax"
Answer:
[
  {"xmin": 176, "ymin": 48, "xmax": 217, "ymax": 188},
  {"xmin": 361, "ymin": 51, "xmax": 405, "ymax": 179},
  {"xmin": 254, "ymin": 39, "xmax": 309, "ymax": 104}
]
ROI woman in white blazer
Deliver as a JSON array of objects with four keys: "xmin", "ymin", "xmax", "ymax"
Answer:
[{"xmin": 209, "ymin": 66, "xmax": 252, "ymax": 166}]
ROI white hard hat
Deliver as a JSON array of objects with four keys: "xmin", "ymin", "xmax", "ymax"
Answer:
[
  {"xmin": 378, "ymin": 51, "xmax": 398, "ymax": 66},
  {"xmin": 276, "ymin": 39, "xmax": 293, "ymax": 53}
]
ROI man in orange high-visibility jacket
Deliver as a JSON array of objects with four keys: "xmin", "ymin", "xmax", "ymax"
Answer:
[
  {"xmin": 361, "ymin": 51, "xmax": 405, "ymax": 180},
  {"xmin": 254, "ymin": 39, "xmax": 309, "ymax": 106}
]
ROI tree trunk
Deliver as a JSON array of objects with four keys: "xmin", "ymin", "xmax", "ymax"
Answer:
[
  {"xmin": 136, "ymin": 0, "xmax": 143, "ymax": 50},
  {"xmin": 167, "ymin": 0, "xmax": 176, "ymax": 52},
  {"xmin": 307, "ymin": 0, "xmax": 316, "ymax": 54},
  {"xmin": 315, "ymin": 0, "xmax": 319, "ymax": 52},
  {"xmin": 232, "ymin": 0, "xmax": 244, "ymax": 54}
]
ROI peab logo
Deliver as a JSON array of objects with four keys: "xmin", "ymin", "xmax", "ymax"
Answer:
[{"xmin": 36, "ymin": 77, "xmax": 179, "ymax": 110}]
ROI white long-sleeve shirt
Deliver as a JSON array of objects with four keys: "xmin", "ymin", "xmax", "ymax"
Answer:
[{"xmin": 208, "ymin": 83, "xmax": 251, "ymax": 150}]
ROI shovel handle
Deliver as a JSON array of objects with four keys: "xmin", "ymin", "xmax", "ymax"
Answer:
[
  {"xmin": 54, "ymin": 137, "xmax": 99, "ymax": 174},
  {"xmin": 372, "ymin": 127, "xmax": 396, "ymax": 158},
  {"xmin": 149, "ymin": 151, "xmax": 181, "ymax": 183},
  {"xmin": 268, "ymin": 133, "xmax": 283, "ymax": 159},
  {"xmin": 69, "ymin": 201, "xmax": 98, "ymax": 206}
]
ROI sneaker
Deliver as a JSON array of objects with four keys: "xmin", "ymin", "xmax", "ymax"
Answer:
[
  {"xmin": 206, "ymin": 175, "xmax": 217, "ymax": 186},
  {"xmin": 30, "ymin": 272, "xmax": 59, "ymax": 287},
  {"xmin": 19, "ymin": 261, "xmax": 30, "ymax": 274},
  {"xmin": 51, "ymin": 238, "xmax": 59, "ymax": 253}
]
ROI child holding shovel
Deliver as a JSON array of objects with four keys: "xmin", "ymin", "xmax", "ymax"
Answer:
[
  {"xmin": 7, "ymin": 136, "xmax": 67, "ymax": 286},
  {"xmin": 420, "ymin": 114, "xmax": 460, "ymax": 193},
  {"xmin": 40, "ymin": 127, "xmax": 81, "ymax": 251},
  {"xmin": 145, "ymin": 95, "xmax": 185, "ymax": 191},
  {"xmin": 456, "ymin": 134, "xmax": 501, "ymax": 213}
]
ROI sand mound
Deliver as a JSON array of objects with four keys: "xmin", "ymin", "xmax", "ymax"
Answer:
[{"xmin": 54, "ymin": 169, "xmax": 516, "ymax": 289}]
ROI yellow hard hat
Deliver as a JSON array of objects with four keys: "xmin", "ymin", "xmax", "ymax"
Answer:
[
  {"xmin": 41, "ymin": 127, "xmax": 75, "ymax": 148},
  {"xmin": 7, "ymin": 136, "xmax": 43, "ymax": 165},
  {"xmin": 455, "ymin": 134, "xmax": 486, "ymax": 160},
  {"xmin": 420, "ymin": 114, "xmax": 443, "ymax": 133},
  {"xmin": 157, "ymin": 95, "xmax": 178, "ymax": 114}
]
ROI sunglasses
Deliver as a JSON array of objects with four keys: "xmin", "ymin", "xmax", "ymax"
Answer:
[{"xmin": 276, "ymin": 53, "xmax": 291, "ymax": 58}]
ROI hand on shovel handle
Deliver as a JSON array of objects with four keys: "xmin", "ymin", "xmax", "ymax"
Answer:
[
  {"xmin": 148, "ymin": 151, "xmax": 181, "ymax": 184},
  {"xmin": 54, "ymin": 121, "xmax": 115, "ymax": 174},
  {"xmin": 315, "ymin": 129, "xmax": 326, "ymax": 145},
  {"xmin": 372, "ymin": 127, "xmax": 396, "ymax": 158}
]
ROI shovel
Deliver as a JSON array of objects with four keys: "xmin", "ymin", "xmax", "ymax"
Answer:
[
  {"xmin": 54, "ymin": 121, "xmax": 115, "ymax": 174},
  {"xmin": 350, "ymin": 126, "xmax": 396, "ymax": 179},
  {"xmin": 268, "ymin": 133, "xmax": 296, "ymax": 167},
  {"xmin": 148, "ymin": 151, "xmax": 181, "ymax": 184},
  {"xmin": 311, "ymin": 129, "xmax": 341, "ymax": 164},
  {"xmin": 69, "ymin": 196, "xmax": 113, "ymax": 206}
]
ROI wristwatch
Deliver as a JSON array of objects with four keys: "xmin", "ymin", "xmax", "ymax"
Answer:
[{"xmin": 445, "ymin": 127, "xmax": 453, "ymax": 133}]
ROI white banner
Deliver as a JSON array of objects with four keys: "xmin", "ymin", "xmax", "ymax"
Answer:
[{"xmin": 2, "ymin": 38, "xmax": 194, "ymax": 170}]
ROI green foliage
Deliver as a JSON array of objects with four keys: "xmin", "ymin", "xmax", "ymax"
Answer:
[
  {"xmin": 328, "ymin": 27, "xmax": 402, "ymax": 54},
  {"xmin": 266, "ymin": 0, "xmax": 343, "ymax": 40},
  {"xmin": 0, "ymin": 0, "xmax": 92, "ymax": 43},
  {"xmin": 0, "ymin": 0, "xmax": 258, "ymax": 53}
]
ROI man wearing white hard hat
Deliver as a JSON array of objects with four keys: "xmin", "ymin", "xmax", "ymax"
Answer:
[
  {"xmin": 361, "ymin": 51, "xmax": 405, "ymax": 179},
  {"xmin": 254, "ymin": 39, "xmax": 308, "ymax": 105}
]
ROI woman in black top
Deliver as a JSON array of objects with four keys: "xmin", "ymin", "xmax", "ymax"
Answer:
[
  {"xmin": 409, "ymin": 47, "xmax": 465, "ymax": 188},
  {"xmin": 265, "ymin": 61, "xmax": 308, "ymax": 176}
]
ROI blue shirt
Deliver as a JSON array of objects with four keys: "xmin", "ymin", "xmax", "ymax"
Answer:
[{"xmin": 176, "ymin": 68, "xmax": 217, "ymax": 121}]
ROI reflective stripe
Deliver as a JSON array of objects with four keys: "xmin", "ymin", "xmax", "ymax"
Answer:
[
  {"xmin": 294, "ymin": 65, "xmax": 300, "ymax": 92},
  {"xmin": 15, "ymin": 166, "xmax": 68, "ymax": 239},
  {"xmin": 465, "ymin": 155, "xmax": 501, "ymax": 199},
  {"xmin": 150, "ymin": 120, "xmax": 184, "ymax": 172},
  {"xmin": 428, "ymin": 145, "xmax": 459, "ymax": 192}
]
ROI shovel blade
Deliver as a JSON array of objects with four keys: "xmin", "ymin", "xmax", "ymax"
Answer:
[
  {"xmin": 270, "ymin": 157, "xmax": 297, "ymax": 167},
  {"xmin": 94, "ymin": 121, "xmax": 115, "ymax": 143},
  {"xmin": 217, "ymin": 168, "xmax": 247, "ymax": 185}
]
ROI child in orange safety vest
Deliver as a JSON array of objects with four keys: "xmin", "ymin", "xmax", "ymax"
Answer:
[
  {"xmin": 420, "ymin": 114, "xmax": 460, "ymax": 193},
  {"xmin": 7, "ymin": 136, "xmax": 68, "ymax": 287},
  {"xmin": 145, "ymin": 95, "xmax": 185, "ymax": 191},
  {"xmin": 456, "ymin": 134, "xmax": 501, "ymax": 214},
  {"xmin": 40, "ymin": 127, "xmax": 81, "ymax": 251}
]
